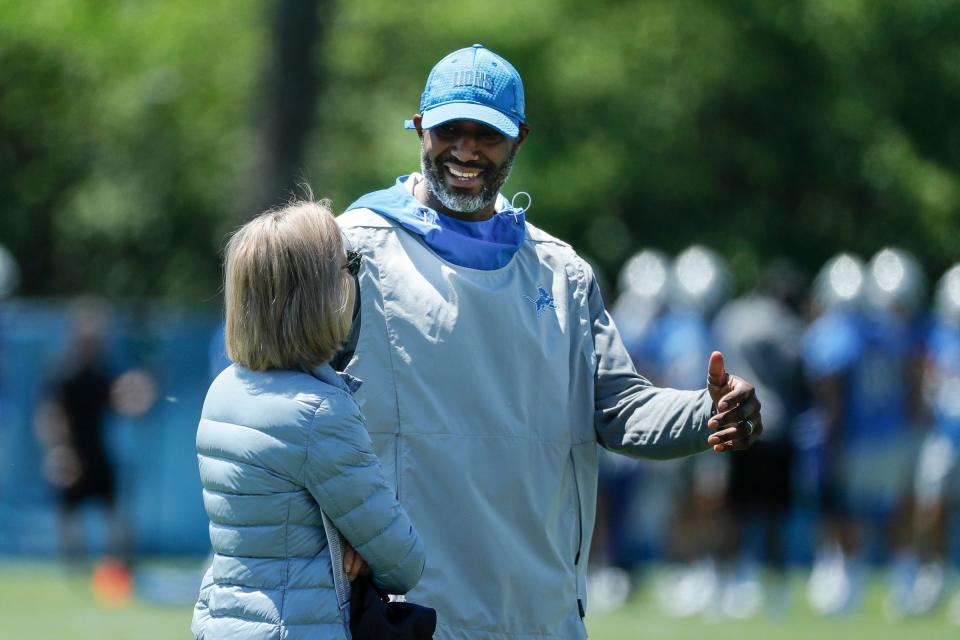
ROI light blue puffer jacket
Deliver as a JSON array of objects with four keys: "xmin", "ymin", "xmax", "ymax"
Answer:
[{"xmin": 191, "ymin": 363, "xmax": 425, "ymax": 640}]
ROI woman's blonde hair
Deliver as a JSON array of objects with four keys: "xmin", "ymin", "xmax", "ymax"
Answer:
[{"xmin": 224, "ymin": 199, "xmax": 352, "ymax": 371}]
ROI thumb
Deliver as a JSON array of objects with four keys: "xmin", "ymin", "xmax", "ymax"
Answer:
[{"xmin": 707, "ymin": 351, "xmax": 727, "ymax": 388}]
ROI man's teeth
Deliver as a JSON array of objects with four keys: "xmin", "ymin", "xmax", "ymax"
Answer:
[{"xmin": 448, "ymin": 166, "xmax": 481, "ymax": 179}]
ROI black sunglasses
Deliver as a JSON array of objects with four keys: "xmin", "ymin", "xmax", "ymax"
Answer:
[{"xmin": 344, "ymin": 250, "xmax": 362, "ymax": 277}]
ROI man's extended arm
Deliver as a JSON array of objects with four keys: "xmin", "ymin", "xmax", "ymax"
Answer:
[
  {"xmin": 590, "ymin": 266, "xmax": 762, "ymax": 456},
  {"xmin": 588, "ymin": 270, "xmax": 715, "ymax": 459}
]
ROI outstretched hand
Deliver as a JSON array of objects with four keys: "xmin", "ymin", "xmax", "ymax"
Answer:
[{"xmin": 706, "ymin": 351, "xmax": 762, "ymax": 452}]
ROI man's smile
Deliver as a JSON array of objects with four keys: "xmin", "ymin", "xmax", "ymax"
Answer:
[{"xmin": 444, "ymin": 163, "xmax": 485, "ymax": 188}]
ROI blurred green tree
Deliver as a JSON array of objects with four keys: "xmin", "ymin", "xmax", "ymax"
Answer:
[
  {"xmin": 243, "ymin": 0, "xmax": 330, "ymax": 215},
  {"xmin": 1, "ymin": 0, "xmax": 958, "ymax": 299},
  {"xmin": 0, "ymin": 0, "xmax": 265, "ymax": 300}
]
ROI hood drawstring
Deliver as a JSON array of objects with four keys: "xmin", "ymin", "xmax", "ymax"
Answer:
[
  {"xmin": 506, "ymin": 192, "xmax": 532, "ymax": 223},
  {"xmin": 417, "ymin": 207, "xmax": 438, "ymax": 225}
]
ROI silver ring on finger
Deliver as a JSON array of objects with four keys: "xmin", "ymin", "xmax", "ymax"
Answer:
[{"xmin": 742, "ymin": 418, "xmax": 754, "ymax": 437}]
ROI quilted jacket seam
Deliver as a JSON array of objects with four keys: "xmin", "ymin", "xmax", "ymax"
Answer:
[{"xmin": 198, "ymin": 453, "xmax": 299, "ymax": 490}]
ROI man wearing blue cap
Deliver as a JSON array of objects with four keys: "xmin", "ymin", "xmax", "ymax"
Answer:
[{"xmin": 335, "ymin": 45, "xmax": 762, "ymax": 639}]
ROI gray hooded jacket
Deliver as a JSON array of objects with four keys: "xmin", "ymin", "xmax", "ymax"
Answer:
[{"xmin": 337, "ymin": 175, "xmax": 714, "ymax": 639}]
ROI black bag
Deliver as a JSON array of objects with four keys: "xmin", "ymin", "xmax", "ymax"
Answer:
[{"xmin": 349, "ymin": 575, "xmax": 437, "ymax": 640}]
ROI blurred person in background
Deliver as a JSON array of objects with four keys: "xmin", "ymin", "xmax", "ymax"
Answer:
[
  {"xmin": 334, "ymin": 45, "xmax": 763, "ymax": 639},
  {"xmin": 588, "ymin": 249, "xmax": 673, "ymax": 611},
  {"xmin": 34, "ymin": 302, "xmax": 156, "ymax": 597},
  {"xmin": 652, "ymin": 245, "xmax": 734, "ymax": 618},
  {"xmin": 712, "ymin": 261, "xmax": 811, "ymax": 618},
  {"xmin": 803, "ymin": 249, "xmax": 927, "ymax": 616},
  {"xmin": 909, "ymin": 263, "xmax": 960, "ymax": 621},
  {"xmin": 192, "ymin": 199, "xmax": 426, "ymax": 639},
  {"xmin": 613, "ymin": 249, "xmax": 674, "ymax": 382},
  {"xmin": 802, "ymin": 252, "xmax": 866, "ymax": 615}
]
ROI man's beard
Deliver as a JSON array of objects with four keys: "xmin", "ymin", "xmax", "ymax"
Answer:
[{"xmin": 420, "ymin": 144, "xmax": 518, "ymax": 216}]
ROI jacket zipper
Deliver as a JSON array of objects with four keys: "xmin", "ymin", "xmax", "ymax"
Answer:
[
  {"xmin": 319, "ymin": 511, "xmax": 351, "ymax": 610},
  {"xmin": 569, "ymin": 450, "xmax": 585, "ymax": 619},
  {"xmin": 569, "ymin": 451, "xmax": 583, "ymax": 565}
]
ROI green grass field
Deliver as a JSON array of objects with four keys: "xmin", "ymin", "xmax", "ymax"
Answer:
[{"xmin": 0, "ymin": 562, "xmax": 955, "ymax": 639}]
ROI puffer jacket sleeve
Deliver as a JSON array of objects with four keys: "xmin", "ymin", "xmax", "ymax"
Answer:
[{"xmin": 301, "ymin": 393, "xmax": 425, "ymax": 594}]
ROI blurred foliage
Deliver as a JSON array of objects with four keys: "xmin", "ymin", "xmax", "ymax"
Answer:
[
  {"xmin": 1, "ymin": 0, "xmax": 959, "ymax": 300},
  {"xmin": 0, "ymin": 0, "xmax": 265, "ymax": 300}
]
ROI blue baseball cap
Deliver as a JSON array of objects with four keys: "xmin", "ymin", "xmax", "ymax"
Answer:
[{"xmin": 404, "ymin": 44, "xmax": 526, "ymax": 138}]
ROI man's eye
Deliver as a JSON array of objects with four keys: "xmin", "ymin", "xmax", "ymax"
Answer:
[
  {"xmin": 478, "ymin": 130, "xmax": 505, "ymax": 143},
  {"xmin": 436, "ymin": 125, "xmax": 459, "ymax": 139}
]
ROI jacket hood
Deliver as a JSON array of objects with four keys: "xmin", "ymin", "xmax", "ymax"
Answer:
[{"xmin": 346, "ymin": 174, "xmax": 527, "ymax": 270}]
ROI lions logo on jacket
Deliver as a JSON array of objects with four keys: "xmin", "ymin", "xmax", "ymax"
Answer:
[{"xmin": 524, "ymin": 287, "xmax": 558, "ymax": 318}]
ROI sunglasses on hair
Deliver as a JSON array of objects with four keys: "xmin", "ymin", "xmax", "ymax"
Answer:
[{"xmin": 344, "ymin": 250, "xmax": 362, "ymax": 277}]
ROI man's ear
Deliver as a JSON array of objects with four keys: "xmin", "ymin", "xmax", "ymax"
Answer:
[
  {"xmin": 413, "ymin": 114, "xmax": 424, "ymax": 138},
  {"xmin": 515, "ymin": 123, "xmax": 530, "ymax": 147}
]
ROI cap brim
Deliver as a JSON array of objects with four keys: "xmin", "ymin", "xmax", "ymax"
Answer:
[{"xmin": 415, "ymin": 102, "xmax": 520, "ymax": 138}]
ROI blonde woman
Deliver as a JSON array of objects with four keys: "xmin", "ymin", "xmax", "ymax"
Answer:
[{"xmin": 191, "ymin": 200, "xmax": 425, "ymax": 639}]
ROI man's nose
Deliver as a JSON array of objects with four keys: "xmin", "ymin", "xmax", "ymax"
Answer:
[{"xmin": 449, "ymin": 134, "xmax": 479, "ymax": 161}]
